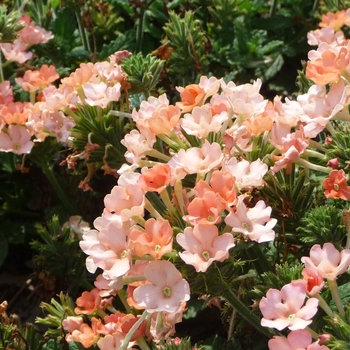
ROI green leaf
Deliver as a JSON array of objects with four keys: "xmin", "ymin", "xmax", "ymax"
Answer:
[
  {"xmin": 260, "ymin": 53, "xmax": 284, "ymax": 81},
  {"xmin": 42, "ymin": 339, "xmax": 61, "ymax": 350}
]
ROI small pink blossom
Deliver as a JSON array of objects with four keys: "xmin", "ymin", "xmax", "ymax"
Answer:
[
  {"xmin": 225, "ymin": 195, "xmax": 276, "ymax": 243},
  {"xmin": 260, "ymin": 281, "xmax": 319, "ymax": 331},
  {"xmin": 168, "ymin": 140, "xmax": 224, "ymax": 181},
  {"xmin": 79, "ymin": 221, "xmax": 132, "ymax": 279},
  {"xmin": 0, "ymin": 40, "xmax": 33, "ymax": 64},
  {"xmin": 103, "ymin": 184, "xmax": 145, "ymax": 222},
  {"xmin": 0, "ymin": 81, "xmax": 14, "ymax": 105},
  {"xmin": 223, "ymin": 157, "xmax": 267, "ymax": 189},
  {"xmin": 176, "ymin": 224, "xmax": 235, "ymax": 272},
  {"xmin": 0, "ymin": 125, "xmax": 33, "ymax": 155},
  {"xmin": 133, "ymin": 260, "xmax": 190, "ymax": 313},
  {"xmin": 268, "ymin": 330, "xmax": 330, "ymax": 350},
  {"xmin": 181, "ymin": 104, "xmax": 228, "ymax": 138},
  {"xmin": 301, "ymin": 243, "xmax": 350, "ymax": 280},
  {"xmin": 83, "ymin": 82, "xmax": 121, "ymax": 108}
]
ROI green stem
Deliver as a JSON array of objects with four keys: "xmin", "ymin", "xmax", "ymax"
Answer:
[
  {"xmin": 120, "ymin": 310, "xmax": 149, "ymax": 350},
  {"xmin": 328, "ymin": 279, "xmax": 345, "ymax": 318},
  {"xmin": 295, "ymin": 158, "xmax": 331, "ymax": 174},
  {"xmin": 75, "ymin": 10, "xmax": 90, "ymax": 54},
  {"xmin": 109, "ymin": 110, "xmax": 133, "ymax": 119},
  {"xmin": 312, "ymin": 0, "xmax": 320, "ymax": 12},
  {"xmin": 135, "ymin": 6, "xmax": 145, "ymax": 53},
  {"xmin": 314, "ymin": 292, "xmax": 334, "ymax": 317},
  {"xmin": 269, "ymin": 0, "xmax": 277, "ymax": 17},
  {"xmin": 118, "ymin": 289, "xmax": 131, "ymax": 314},
  {"xmin": 222, "ymin": 284, "xmax": 275, "ymax": 338},
  {"xmin": 44, "ymin": 167, "xmax": 78, "ymax": 213},
  {"xmin": 145, "ymin": 198, "xmax": 162, "ymax": 218}
]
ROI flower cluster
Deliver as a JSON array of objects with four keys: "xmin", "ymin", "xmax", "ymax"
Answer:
[{"xmin": 4, "ymin": 5, "xmax": 350, "ymax": 350}]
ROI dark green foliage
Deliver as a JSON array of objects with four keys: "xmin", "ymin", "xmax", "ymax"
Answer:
[
  {"xmin": 253, "ymin": 262, "xmax": 304, "ymax": 298},
  {"xmin": 30, "ymin": 216, "xmax": 90, "ymax": 295},
  {"xmin": 121, "ymin": 52, "xmax": 165, "ymax": 96},
  {"xmin": 323, "ymin": 123, "xmax": 350, "ymax": 171},
  {"xmin": 71, "ymin": 104, "xmax": 127, "ymax": 171},
  {"xmin": 297, "ymin": 205, "xmax": 347, "ymax": 246}
]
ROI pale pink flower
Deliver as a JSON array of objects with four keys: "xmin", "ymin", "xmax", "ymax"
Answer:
[
  {"xmin": 43, "ymin": 111, "xmax": 75, "ymax": 144},
  {"xmin": 0, "ymin": 124, "xmax": 33, "ymax": 155},
  {"xmin": 260, "ymin": 282, "xmax": 319, "ymax": 331},
  {"xmin": 83, "ymin": 82, "xmax": 121, "ymax": 108},
  {"xmin": 62, "ymin": 316, "xmax": 84, "ymax": 333},
  {"xmin": 222, "ymin": 124, "xmax": 252, "ymax": 153},
  {"xmin": 149, "ymin": 309, "xmax": 184, "ymax": 342},
  {"xmin": 0, "ymin": 40, "xmax": 33, "ymax": 64},
  {"xmin": 93, "ymin": 60, "xmax": 124, "ymax": 83},
  {"xmin": 168, "ymin": 140, "xmax": 224, "ymax": 181},
  {"xmin": 103, "ymin": 184, "xmax": 145, "ymax": 222},
  {"xmin": 220, "ymin": 78, "xmax": 267, "ymax": 120},
  {"xmin": 268, "ymin": 330, "xmax": 330, "ymax": 350},
  {"xmin": 301, "ymin": 243, "xmax": 350, "ymax": 280},
  {"xmin": 0, "ymin": 81, "xmax": 14, "ymax": 105},
  {"xmin": 176, "ymin": 224, "xmax": 235, "ymax": 272},
  {"xmin": 133, "ymin": 260, "xmax": 190, "ymax": 313},
  {"xmin": 79, "ymin": 221, "xmax": 131, "ymax": 279},
  {"xmin": 223, "ymin": 157, "xmax": 267, "ymax": 189},
  {"xmin": 121, "ymin": 129, "xmax": 156, "ymax": 162},
  {"xmin": 225, "ymin": 195, "xmax": 276, "ymax": 243},
  {"xmin": 18, "ymin": 15, "xmax": 53, "ymax": 45},
  {"xmin": 307, "ymin": 27, "xmax": 345, "ymax": 47},
  {"xmin": 296, "ymin": 81, "xmax": 350, "ymax": 133},
  {"xmin": 97, "ymin": 334, "xmax": 124, "ymax": 350},
  {"xmin": 181, "ymin": 104, "xmax": 228, "ymax": 138},
  {"xmin": 109, "ymin": 50, "xmax": 132, "ymax": 64},
  {"xmin": 42, "ymin": 84, "xmax": 79, "ymax": 112},
  {"xmin": 271, "ymin": 128, "xmax": 309, "ymax": 174},
  {"xmin": 94, "ymin": 274, "xmax": 123, "ymax": 297}
]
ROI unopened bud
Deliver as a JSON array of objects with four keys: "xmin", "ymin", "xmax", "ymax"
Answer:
[
  {"xmin": 327, "ymin": 158, "xmax": 339, "ymax": 169},
  {"xmin": 319, "ymin": 333, "xmax": 332, "ymax": 345}
]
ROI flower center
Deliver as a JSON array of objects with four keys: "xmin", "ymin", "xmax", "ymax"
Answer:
[
  {"xmin": 202, "ymin": 251, "xmax": 210, "ymax": 261},
  {"xmin": 155, "ymin": 244, "xmax": 161, "ymax": 252},
  {"xmin": 242, "ymin": 222, "xmax": 250, "ymax": 231},
  {"xmin": 287, "ymin": 313, "xmax": 295, "ymax": 320},
  {"xmin": 163, "ymin": 286, "xmax": 171, "ymax": 298},
  {"xmin": 14, "ymin": 143, "xmax": 20, "ymax": 150},
  {"xmin": 120, "ymin": 250, "xmax": 128, "ymax": 259},
  {"xmin": 334, "ymin": 184, "xmax": 340, "ymax": 191}
]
